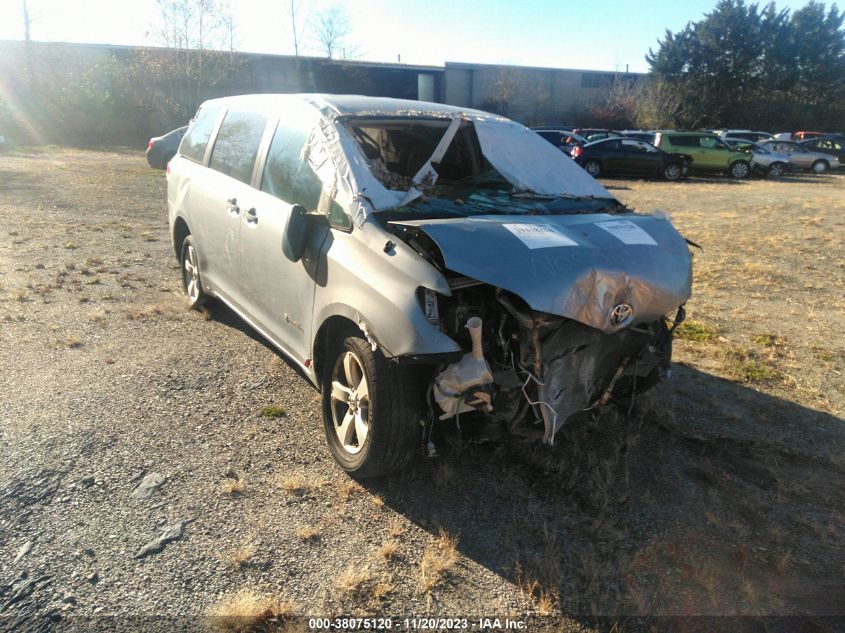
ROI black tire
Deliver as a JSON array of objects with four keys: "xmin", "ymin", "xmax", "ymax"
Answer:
[
  {"xmin": 811, "ymin": 159, "xmax": 829, "ymax": 174},
  {"xmin": 663, "ymin": 163, "xmax": 683, "ymax": 181},
  {"xmin": 583, "ymin": 159, "xmax": 602, "ymax": 177},
  {"xmin": 321, "ymin": 334, "xmax": 421, "ymax": 478},
  {"xmin": 729, "ymin": 160, "xmax": 750, "ymax": 179},
  {"xmin": 180, "ymin": 235, "xmax": 207, "ymax": 309},
  {"xmin": 767, "ymin": 162, "xmax": 786, "ymax": 178}
]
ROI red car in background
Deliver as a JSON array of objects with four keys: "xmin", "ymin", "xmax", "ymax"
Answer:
[{"xmin": 793, "ymin": 131, "xmax": 827, "ymax": 141}]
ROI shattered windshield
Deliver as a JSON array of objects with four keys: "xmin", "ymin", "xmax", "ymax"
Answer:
[
  {"xmin": 342, "ymin": 117, "xmax": 501, "ymax": 191},
  {"xmin": 341, "ymin": 115, "xmax": 616, "ymax": 215}
]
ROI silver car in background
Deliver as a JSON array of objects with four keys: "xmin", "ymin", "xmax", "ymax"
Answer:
[
  {"xmin": 167, "ymin": 94, "xmax": 693, "ymax": 477},
  {"xmin": 722, "ymin": 138, "xmax": 793, "ymax": 177},
  {"xmin": 759, "ymin": 139, "xmax": 840, "ymax": 173}
]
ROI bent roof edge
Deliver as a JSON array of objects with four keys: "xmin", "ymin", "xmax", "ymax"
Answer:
[{"xmin": 200, "ymin": 93, "xmax": 477, "ymax": 118}]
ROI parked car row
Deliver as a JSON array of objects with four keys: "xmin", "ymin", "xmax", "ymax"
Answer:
[{"xmin": 532, "ymin": 126, "xmax": 842, "ymax": 179}]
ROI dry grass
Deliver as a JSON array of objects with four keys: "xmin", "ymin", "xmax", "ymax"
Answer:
[
  {"xmin": 387, "ymin": 518, "xmax": 404, "ymax": 538},
  {"xmin": 337, "ymin": 479, "xmax": 363, "ymax": 501},
  {"xmin": 279, "ymin": 474, "xmax": 307, "ymax": 495},
  {"xmin": 336, "ymin": 564, "xmax": 373, "ymax": 597},
  {"xmin": 206, "ymin": 589, "xmax": 296, "ymax": 633},
  {"xmin": 60, "ymin": 336, "xmax": 83, "ymax": 349},
  {"xmin": 221, "ymin": 478, "xmax": 245, "ymax": 496},
  {"xmin": 225, "ymin": 544, "xmax": 256, "ymax": 569},
  {"xmin": 377, "ymin": 540, "xmax": 398, "ymax": 561},
  {"xmin": 370, "ymin": 494, "xmax": 385, "ymax": 508},
  {"xmin": 295, "ymin": 525, "xmax": 320, "ymax": 541},
  {"xmin": 88, "ymin": 308, "xmax": 108, "ymax": 323},
  {"xmin": 371, "ymin": 581, "xmax": 394, "ymax": 601},
  {"xmin": 419, "ymin": 528, "xmax": 459, "ymax": 593},
  {"xmin": 127, "ymin": 303, "xmax": 165, "ymax": 320}
]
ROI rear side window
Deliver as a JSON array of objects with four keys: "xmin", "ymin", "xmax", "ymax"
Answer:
[
  {"xmin": 209, "ymin": 110, "xmax": 269, "ymax": 184},
  {"xmin": 180, "ymin": 104, "xmax": 223, "ymax": 163},
  {"xmin": 667, "ymin": 135, "xmax": 698, "ymax": 147}
]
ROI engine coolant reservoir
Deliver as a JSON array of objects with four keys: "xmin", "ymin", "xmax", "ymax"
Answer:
[{"xmin": 433, "ymin": 317, "xmax": 494, "ymax": 420}]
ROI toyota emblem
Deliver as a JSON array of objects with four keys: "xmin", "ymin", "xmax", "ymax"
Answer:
[{"xmin": 610, "ymin": 303, "xmax": 634, "ymax": 326}]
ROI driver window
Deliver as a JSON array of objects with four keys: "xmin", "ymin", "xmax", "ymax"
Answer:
[
  {"xmin": 261, "ymin": 108, "xmax": 350, "ymax": 230},
  {"xmin": 699, "ymin": 136, "xmax": 717, "ymax": 148}
]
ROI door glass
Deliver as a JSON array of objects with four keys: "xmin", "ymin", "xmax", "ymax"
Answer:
[
  {"xmin": 180, "ymin": 103, "xmax": 223, "ymax": 163},
  {"xmin": 261, "ymin": 110, "xmax": 349, "ymax": 229},
  {"xmin": 209, "ymin": 110, "xmax": 269, "ymax": 184}
]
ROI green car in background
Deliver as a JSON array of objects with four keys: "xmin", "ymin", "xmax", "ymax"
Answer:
[{"xmin": 654, "ymin": 131, "xmax": 752, "ymax": 179}]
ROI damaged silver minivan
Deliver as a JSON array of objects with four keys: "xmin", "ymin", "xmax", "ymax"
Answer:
[{"xmin": 167, "ymin": 94, "xmax": 692, "ymax": 477}]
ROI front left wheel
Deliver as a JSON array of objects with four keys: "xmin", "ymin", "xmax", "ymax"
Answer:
[
  {"xmin": 321, "ymin": 334, "xmax": 421, "ymax": 478},
  {"xmin": 180, "ymin": 235, "xmax": 207, "ymax": 309}
]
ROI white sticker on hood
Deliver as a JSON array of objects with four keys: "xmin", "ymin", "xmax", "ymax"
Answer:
[
  {"xmin": 503, "ymin": 223, "xmax": 578, "ymax": 249},
  {"xmin": 595, "ymin": 220, "xmax": 657, "ymax": 245}
]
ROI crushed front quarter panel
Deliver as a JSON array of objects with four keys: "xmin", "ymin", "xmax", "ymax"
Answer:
[{"xmin": 390, "ymin": 213, "xmax": 692, "ymax": 334}]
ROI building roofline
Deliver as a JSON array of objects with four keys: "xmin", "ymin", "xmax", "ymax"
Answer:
[
  {"xmin": 444, "ymin": 60, "xmax": 647, "ymax": 76},
  {"xmin": 0, "ymin": 39, "xmax": 645, "ymax": 76}
]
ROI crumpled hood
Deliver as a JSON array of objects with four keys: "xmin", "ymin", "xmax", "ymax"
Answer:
[{"xmin": 392, "ymin": 213, "xmax": 692, "ymax": 333}]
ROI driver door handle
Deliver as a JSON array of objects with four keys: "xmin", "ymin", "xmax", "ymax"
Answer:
[
  {"xmin": 244, "ymin": 207, "xmax": 258, "ymax": 224},
  {"xmin": 227, "ymin": 197, "xmax": 240, "ymax": 215}
]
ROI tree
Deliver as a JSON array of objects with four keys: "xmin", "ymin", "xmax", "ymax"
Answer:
[
  {"xmin": 312, "ymin": 6, "xmax": 351, "ymax": 59},
  {"xmin": 136, "ymin": 0, "xmax": 243, "ymax": 123},
  {"xmin": 21, "ymin": 0, "xmax": 32, "ymax": 41},
  {"xmin": 289, "ymin": 0, "xmax": 307, "ymax": 57},
  {"xmin": 645, "ymin": 0, "xmax": 845, "ymax": 130}
]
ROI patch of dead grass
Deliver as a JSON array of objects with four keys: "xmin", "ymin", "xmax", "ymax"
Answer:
[
  {"xmin": 221, "ymin": 478, "xmax": 245, "ymax": 495},
  {"xmin": 295, "ymin": 525, "xmax": 320, "ymax": 541},
  {"xmin": 225, "ymin": 544, "xmax": 256, "ymax": 569},
  {"xmin": 377, "ymin": 540, "xmax": 398, "ymax": 561},
  {"xmin": 205, "ymin": 589, "xmax": 297, "ymax": 633},
  {"xmin": 419, "ymin": 528, "xmax": 459, "ymax": 593}
]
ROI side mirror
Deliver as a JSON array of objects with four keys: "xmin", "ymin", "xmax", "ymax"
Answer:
[{"xmin": 282, "ymin": 204, "xmax": 324, "ymax": 262}]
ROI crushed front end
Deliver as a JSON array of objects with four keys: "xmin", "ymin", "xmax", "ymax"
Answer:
[{"xmin": 382, "ymin": 209, "xmax": 692, "ymax": 445}]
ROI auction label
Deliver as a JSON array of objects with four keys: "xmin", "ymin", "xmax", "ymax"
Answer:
[
  {"xmin": 595, "ymin": 219, "xmax": 657, "ymax": 245},
  {"xmin": 503, "ymin": 223, "xmax": 578, "ymax": 249}
]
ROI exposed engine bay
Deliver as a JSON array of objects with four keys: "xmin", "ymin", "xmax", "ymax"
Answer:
[{"xmin": 385, "ymin": 222, "xmax": 684, "ymax": 445}]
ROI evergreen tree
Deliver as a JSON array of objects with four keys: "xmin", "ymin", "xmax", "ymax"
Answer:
[{"xmin": 644, "ymin": 0, "xmax": 845, "ymax": 130}]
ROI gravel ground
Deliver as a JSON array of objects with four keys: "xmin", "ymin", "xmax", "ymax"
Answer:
[{"xmin": 0, "ymin": 148, "xmax": 843, "ymax": 633}]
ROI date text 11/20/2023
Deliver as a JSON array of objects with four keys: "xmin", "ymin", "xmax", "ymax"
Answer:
[{"xmin": 307, "ymin": 617, "xmax": 528, "ymax": 630}]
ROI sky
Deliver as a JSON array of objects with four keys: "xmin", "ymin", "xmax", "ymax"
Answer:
[{"xmin": 0, "ymin": 0, "xmax": 821, "ymax": 72}]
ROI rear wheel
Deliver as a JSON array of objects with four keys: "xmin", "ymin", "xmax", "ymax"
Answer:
[
  {"xmin": 812, "ymin": 159, "xmax": 829, "ymax": 174},
  {"xmin": 583, "ymin": 160, "xmax": 602, "ymax": 177},
  {"xmin": 767, "ymin": 162, "xmax": 786, "ymax": 178},
  {"xmin": 663, "ymin": 163, "xmax": 683, "ymax": 181},
  {"xmin": 321, "ymin": 334, "xmax": 421, "ymax": 478},
  {"xmin": 729, "ymin": 160, "xmax": 750, "ymax": 179},
  {"xmin": 180, "ymin": 235, "xmax": 207, "ymax": 309}
]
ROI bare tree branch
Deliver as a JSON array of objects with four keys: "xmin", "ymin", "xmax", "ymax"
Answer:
[{"xmin": 312, "ymin": 6, "xmax": 350, "ymax": 59}]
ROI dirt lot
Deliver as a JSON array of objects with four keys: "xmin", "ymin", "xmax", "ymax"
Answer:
[{"xmin": 1, "ymin": 148, "xmax": 843, "ymax": 631}]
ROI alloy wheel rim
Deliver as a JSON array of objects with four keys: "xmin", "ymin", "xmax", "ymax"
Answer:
[
  {"xmin": 770, "ymin": 164, "xmax": 783, "ymax": 177},
  {"xmin": 586, "ymin": 162, "xmax": 600, "ymax": 176},
  {"xmin": 329, "ymin": 351, "xmax": 370, "ymax": 455},
  {"xmin": 814, "ymin": 162, "xmax": 826, "ymax": 173},
  {"xmin": 666, "ymin": 165, "xmax": 681, "ymax": 179},
  {"xmin": 184, "ymin": 244, "xmax": 200, "ymax": 303},
  {"xmin": 733, "ymin": 163, "xmax": 748, "ymax": 177}
]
